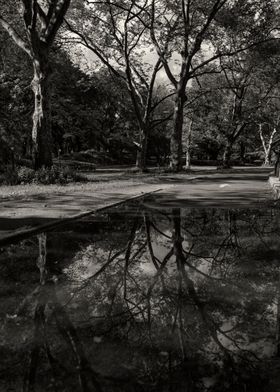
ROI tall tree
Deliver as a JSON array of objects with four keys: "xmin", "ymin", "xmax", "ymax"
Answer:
[
  {"xmin": 66, "ymin": 0, "xmax": 171, "ymax": 171},
  {"xmin": 149, "ymin": 0, "xmax": 277, "ymax": 171},
  {"xmin": 0, "ymin": 0, "xmax": 71, "ymax": 169}
]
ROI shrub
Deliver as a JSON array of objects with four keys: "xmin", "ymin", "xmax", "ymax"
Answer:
[
  {"xmin": 33, "ymin": 166, "xmax": 86, "ymax": 185},
  {"xmin": 17, "ymin": 166, "xmax": 35, "ymax": 183},
  {"xmin": 0, "ymin": 165, "xmax": 86, "ymax": 186},
  {"xmin": 33, "ymin": 166, "xmax": 60, "ymax": 185}
]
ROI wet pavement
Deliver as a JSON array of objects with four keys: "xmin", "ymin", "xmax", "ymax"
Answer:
[
  {"xmin": 0, "ymin": 168, "xmax": 274, "ymax": 242},
  {"xmin": 149, "ymin": 168, "xmax": 273, "ymax": 208}
]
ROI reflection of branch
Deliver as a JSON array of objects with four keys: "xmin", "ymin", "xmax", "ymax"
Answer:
[
  {"xmin": 146, "ymin": 248, "xmax": 174, "ymax": 298},
  {"xmin": 183, "ymin": 257, "xmax": 244, "ymax": 289},
  {"xmin": 54, "ymin": 302, "xmax": 103, "ymax": 392},
  {"xmin": 150, "ymin": 220, "xmax": 172, "ymax": 239},
  {"xmin": 123, "ymin": 218, "xmax": 141, "ymax": 298},
  {"xmin": 215, "ymin": 325, "xmax": 260, "ymax": 361},
  {"xmin": 66, "ymin": 246, "xmax": 130, "ymax": 305}
]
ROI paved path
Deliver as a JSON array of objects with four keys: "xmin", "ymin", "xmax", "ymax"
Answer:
[
  {"xmin": 0, "ymin": 167, "xmax": 274, "ymax": 243},
  {"xmin": 0, "ymin": 184, "xmax": 166, "ymax": 243},
  {"xmin": 145, "ymin": 168, "xmax": 274, "ymax": 208}
]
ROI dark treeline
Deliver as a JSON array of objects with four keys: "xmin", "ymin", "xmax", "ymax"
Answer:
[{"xmin": 0, "ymin": 0, "xmax": 280, "ymax": 175}]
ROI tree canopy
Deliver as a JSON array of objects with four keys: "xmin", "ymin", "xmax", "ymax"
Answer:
[{"xmin": 0, "ymin": 0, "xmax": 280, "ymax": 173}]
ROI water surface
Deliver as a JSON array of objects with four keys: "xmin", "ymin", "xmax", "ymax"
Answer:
[{"xmin": 1, "ymin": 199, "xmax": 280, "ymax": 391}]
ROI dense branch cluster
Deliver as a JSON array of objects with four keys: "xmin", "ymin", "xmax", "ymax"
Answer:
[{"xmin": 0, "ymin": 0, "xmax": 280, "ymax": 171}]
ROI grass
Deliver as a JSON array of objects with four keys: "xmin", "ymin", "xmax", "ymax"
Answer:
[{"xmin": 0, "ymin": 173, "xmax": 152, "ymax": 200}]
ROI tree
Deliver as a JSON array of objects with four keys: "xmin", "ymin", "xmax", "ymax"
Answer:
[
  {"xmin": 259, "ymin": 124, "xmax": 277, "ymax": 166},
  {"xmin": 0, "ymin": 29, "xmax": 33, "ymax": 166},
  {"xmin": 66, "ymin": 0, "xmax": 169, "ymax": 171},
  {"xmin": 0, "ymin": 31, "xmax": 142, "ymax": 167},
  {"xmin": 50, "ymin": 60, "xmax": 139, "ymax": 162},
  {"xmin": 190, "ymin": 40, "xmax": 280, "ymax": 167},
  {"xmin": 0, "ymin": 0, "xmax": 71, "ymax": 169},
  {"xmin": 252, "ymin": 42, "xmax": 280, "ymax": 166},
  {"xmin": 149, "ymin": 0, "xmax": 277, "ymax": 171},
  {"xmin": 218, "ymin": 42, "xmax": 280, "ymax": 167},
  {"xmin": 256, "ymin": 97, "xmax": 280, "ymax": 166}
]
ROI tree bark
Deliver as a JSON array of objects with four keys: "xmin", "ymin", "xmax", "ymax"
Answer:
[
  {"xmin": 1, "ymin": 1, "xmax": 72, "ymax": 170},
  {"xmin": 264, "ymin": 153, "xmax": 270, "ymax": 167},
  {"xmin": 136, "ymin": 126, "xmax": 148, "ymax": 172},
  {"xmin": 185, "ymin": 119, "xmax": 192, "ymax": 170},
  {"xmin": 31, "ymin": 58, "xmax": 53, "ymax": 169},
  {"xmin": 170, "ymin": 92, "xmax": 185, "ymax": 172},
  {"xmin": 274, "ymin": 153, "xmax": 280, "ymax": 177},
  {"xmin": 259, "ymin": 125, "xmax": 276, "ymax": 167},
  {"xmin": 222, "ymin": 140, "xmax": 233, "ymax": 168},
  {"xmin": 239, "ymin": 141, "xmax": 245, "ymax": 163}
]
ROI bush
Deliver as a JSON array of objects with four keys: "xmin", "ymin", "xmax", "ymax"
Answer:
[
  {"xmin": 17, "ymin": 166, "xmax": 35, "ymax": 183},
  {"xmin": 33, "ymin": 166, "xmax": 61, "ymax": 185},
  {"xmin": 33, "ymin": 166, "xmax": 86, "ymax": 185},
  {"xmin": 0, "ymin": 166, "xmax": 86, "ymax": 186}
]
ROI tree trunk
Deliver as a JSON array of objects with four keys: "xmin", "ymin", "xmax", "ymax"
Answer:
[
  {"xmin": 136, "ymin": 126, "xmax": 148, "ymax": 172},
  {"xmin": 259, "ymin": 125, "xmax": 276, "ymax": 167},
  {"xmin": 239, "ymin": 141, "xmax": 245, "ymax": 163},
  {"xmin": 185, "ymin": 119, "xmax": 192, "ymax": 170},
  {"xmin": 222, "ymin": 141, "xmax": 233, "ymax": 168},
  {"xmin": 31, "ymin": 59, "xmax": 53, "ymax": 170},
  {"xmin": 274, "ymin": 153, "xmax": 280, "ymax": 177},
  {"xmin": 263, "ymin": 153, "xmax": 270, "ymax": 167},
  {"xmin": 170, "ymin": 92, "xmax": 185, "ymax": 172}
]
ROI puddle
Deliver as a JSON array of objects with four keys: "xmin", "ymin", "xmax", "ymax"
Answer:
[{"xmin": 1, "ymin": 199, "xmax": 280, "ymax": 391}]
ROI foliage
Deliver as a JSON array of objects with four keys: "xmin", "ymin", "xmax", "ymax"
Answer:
[
  {"xmin": 0, "ymin": 1, "xmax": 280, "ymax": 174},
  {"xmin": 33, "ymin": 166, "xmax": 85, "ymax": 185},
  {"xmin": 0, "ymin": 165, "xmax": 86, "ymax": 186},
  {"xmin": 0, "ymin": 166, "xmax": 19, "ymax": 185},
  {"xmin": 17, "ymin": 166, "xmax": 36, "ymax": 184}
]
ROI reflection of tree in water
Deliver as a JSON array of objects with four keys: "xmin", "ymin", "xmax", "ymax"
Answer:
[{"xmin": 1, "ymin": 206, "xmax": 280, "ymax": 391}]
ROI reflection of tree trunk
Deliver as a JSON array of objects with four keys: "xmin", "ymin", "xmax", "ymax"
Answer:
[
  {"xmin": 171, "ymin": 209, "xmax": 232, "ymax": 363},
  {"xmin": 37, "ymin": 233, "xmax": 47, "ymax": 285},
  {"xmin": 172, "ymin": 208, "xmax": 186, "ymax": 360},
  {"xmin": 24, "ymin": 235, "xmax": 49, "ymax": 392}
]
